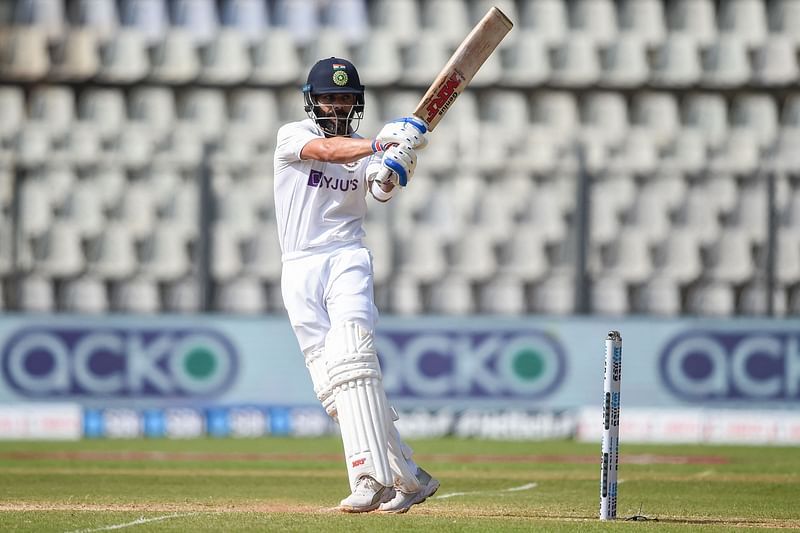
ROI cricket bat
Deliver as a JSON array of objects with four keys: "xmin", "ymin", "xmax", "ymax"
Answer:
[{"xmin": 413, "ymin": 6, "xmax": 514, "ymax": 132}]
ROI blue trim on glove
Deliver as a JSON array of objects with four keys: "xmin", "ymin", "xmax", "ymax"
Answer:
[
  {"xmin": 389, "ymin": 117, "xmax": 428, "ymax": 134},
  {"xmin": 383, "ymin": 158, "xmax": 409, "ymax": 187}
]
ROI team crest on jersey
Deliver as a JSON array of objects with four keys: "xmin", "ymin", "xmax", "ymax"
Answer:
[{"xmin": 343, "ymin": 161, "xmax": 359, "ymax": 171}]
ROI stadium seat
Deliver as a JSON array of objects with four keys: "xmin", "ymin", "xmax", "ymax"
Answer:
[
  {"xmin": 602, "ymin": 227, "xmax": 653, "ymax": 284},
  {"xmin": 128, "ymin": 86, "xmax": 176, "ymax": 142},
  {"xmin": 500, "ymin": 29, "xmax": 550, "ymax": 87},
  {"xmin": 718, "ymin": 0, "xmax": 768, "ymax": 49},
  {"xmin": 618, "ymin": 0, "xmax": 666, "ymax": 47},
  {"xmin": 626, "ymin": 186, "xmax": 671, "ymax": 244},
  {"xmin": 28, "ymin": 86, "xmax": 75, "ymax": 141},
  {"xmin": 473, "ymin": 0, "xmax": 518, "ymax": 29},
  {"xmin": 216, "ymin": 275, "xmax": 266, "ymax": 314},
  {"xmin": 78, "ymin": 88, "xmax": 126, "ymax": 141},
  {"xmin": 50, "ymin": 27, "xmax": 101, "ymax": 81},
  {"xmin": 508, "ymin": 126, "xmax": 558, "ymax": 174},
  {"xmin": 550, "ymin": 33, "xmax": 600, "ymax": 87},
  {"xmin": 15, "ymin": 124, "xmax": 50, "ymax": 168},
  {"xmin": 211, "ymin": 222, "xmax": 243, "ymax": 281},
  {"xmin": 429, "ymin": 274, "xmax": 475, "ymax": 315},
  {"xmin": 769, "ymin": 0, "xmax": 800, "ymax": 45},
  {"xmin": 707, "ymin": 227, "xmax": 755, "ymax": 284},
  {"xmin": 590, "ymin": 275, "xmax": 629, "ymax": 315},
  {"xmin": 164, "ymin": 275, "xmax": 202, "ymax": 313},
  {"xmin": 61, "ymin": 274, "xmax": 109, "ymax": 314},
  {"xmin": 396, "ymin": 225, "xmax": 446, "ymax": 284},
  {"xmin": 636, "ymin": 274, "xmax": 682, "ymax": 316},
  {"xmin": 752, "ymin": 35, "xmax": 799, "ymax": 87},
  {"xmin": 19, "ymin": 178, "xmax": 53, "ymax": 238},
  {"xmin": 119, "ymin": 0, "xmax": 169, "ymax": 45},
  {"xmin": 683, "ymin": 93, "xmax": 729, "ymax": 150},
  {"xmin": 64, "ymin": 178, "xmax": 105, "ymax": 238},
  {"xmin": 652, "ymin": 228, "xmax": 703, "ymax": 284},
  {"xmin": 37, "ymin": 222, "xmax": 86, "ymax": 279},
  {"xmin": 217, "ymin": 182, "xmax": 258, "ymax": 240},
  {"xmin": 582, "ymin": 92, "xmax": 629, "ymax": 149},
  {"xmin": 68, "ymin": 0, "xmax": 120, "ymax": 41},
  {"xmin": 420, "ymin": 0, "xmax": 472, "ymax": 47},
  {"xmin": 219, "ymin": 0, "xmax": 269, "ymax": 44},
  {"xmin": 0, "ymin": 26, "xmax": 49, "ymax": 81},
  {"xmin": 570, "ymin": 0, "xmax": 618, "ymax": 47},
  {"xmin": 448, "ymin": 228, "xmax": 498, "ymax": 282},
  {"xmin": 530, "ymin": 91, "xmax": 580, "ymax": 146},
  {"xmin": 732, "ymin": 182, "xmax": 768, "ymax": 243},
  {"xmin": 149, "ymin": 29, "xmax": 200, "ymax": 84},
  {"xmin": 198, "ymin": 29, "xmax": 250, "ymax": 85},
  {"xmin": 362, "ymin": 221, "xmax": 393, "ymax": 286},
  {"xmin": 370, "ymin": 0, "xmax": 419, "ymax": 46},
  {"xmin": 114, "ymin": 124, "xmax": 155, "ymax": 169},
  {"xmin": 178, "ymin": 89, "xmax": 227, "ymax": 142},
  {"xmin": 600, "ymin": 33, "xmax": 649, "ymax": 88},
  {"xmin": 303, "ymin": 28, "xmax": 352, "ymax": 67},
  {"xmin": 518, "ymin": 0, "xmax": 568, "ymax": 46},
  {"xmin": 96, "ymin": 28, "xmax": 149, "ymax": 83},
  {"xmin": 702, "ymin": 34, "xmax": 751, "ymax": 88},
  {"xmin": 650, "ymin": 33, "xmax": 702, "ymax": 87},
  {"xmin": 497, "ymin": 229, "xmax": 548, "ymax": 283},
  {"xmin": 531, "ymin": 271, "xmax": 575, "ymax": 315},
  {"xmin": 170, "ymin": 0, "xmax": 219, "ymax": 46},
  {"xmin": 667, "ymin": 0, "xmax": 717, "ymax": 47},
  {"xmin": 18, "ymin": 273, "xmax": 55, "ymax": 312},
  {"xmin": 686, "ymin": 280, "xmax": 735, "ymax": 316},
  {"xmin": 389, "ymin": 277, "xmax": 423, "ymax": 316},
  {"xmin": 353, "ymin": 31, "xmax": 402, "ymax": 87},
  {"xmin": 0, "ymin": 88, "xmax": 24, "ymax": 143},
  {"xmin": 140, "ymin": 223, "xmax": 191, "ymax": 282},
  {"xmin": 321, "ymin": 0, "xmax": 368, "ymax": 46},
  {"xmin": 738, "ymin": 279, "xmax": 787, "ymax": 316},
  {"xmin": 709, "ymin": 128, "xmax": 759, "ymax": 176},
  {"xmin": 478, "ymin": 274, "xmax": 527, "ymax": 315},
  {"xmin": 402, "ymin": 31, "xmax": 452, "ymax": 86},
  {"xmin": 731, "ymin": 93, "xmax": 778, "ymax": 150},
  {"xmin": 112, "ymin": 275, "xmax": 161, "ymax": 313},
  {"xmin": 88, "ymin": 221, "xmax": 138, "ymax": 281},
  {"xmin": 249, "ymin": 29, "xmax": 302, "ymax": 86}
]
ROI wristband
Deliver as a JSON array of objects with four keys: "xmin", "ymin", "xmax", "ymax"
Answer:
[
  {"xmin": 371, "ymin": 139, "xmax": 383, "ymax": 153},
  {"xmin": 371, "ymin": 179, "xmax": 396, "ymax": 201}
]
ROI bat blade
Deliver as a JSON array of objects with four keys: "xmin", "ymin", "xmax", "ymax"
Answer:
[{"xmin": 413, "ymin": 7, "xmax": 513, "ymax": 131}]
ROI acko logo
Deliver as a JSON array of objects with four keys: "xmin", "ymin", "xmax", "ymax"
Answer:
[
  {"xmin": 1, "ymin": 326, "xmax": 238, "ymax": 398},
  {"xmin": 659, "ymin": 330, "xmax": 800, "ymax": 400},
  {"xmin": 375, "ymin": 330, "xmax": 566, "ymax": 398}
]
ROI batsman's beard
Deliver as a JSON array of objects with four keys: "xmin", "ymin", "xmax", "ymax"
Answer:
[{"xmin": 317, "ymin": 107, "xmax": 357, "ymax": 137}]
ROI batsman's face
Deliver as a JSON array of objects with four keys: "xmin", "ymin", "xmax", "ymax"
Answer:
[{"xmin": 316, "ymin": 93, "xmax": 357, "ymax": 136}]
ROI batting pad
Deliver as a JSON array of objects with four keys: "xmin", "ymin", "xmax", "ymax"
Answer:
[
  {"xmin": 388, "ymin": 412, "xmax": 422, "ymax": 493},
  {"xmin": 303, "ymin": 347, "xmax": 336, "ymax": 419},
  {"xmin": 326, "ymin": 321, "xmax": 393, "ymax": 490}
]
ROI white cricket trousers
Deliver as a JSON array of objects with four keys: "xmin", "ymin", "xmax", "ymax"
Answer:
[{"xmin": 281, "ymin": 241, "xmax": 378, "ymax": 354}]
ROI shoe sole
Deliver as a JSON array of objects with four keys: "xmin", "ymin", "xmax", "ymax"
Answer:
[{"xmin": 376, "ymin": 478, "xmax": 440, "ymax": 514}]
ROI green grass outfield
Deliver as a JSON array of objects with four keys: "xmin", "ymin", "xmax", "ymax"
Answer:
[{"xmin": 0, "ymin": 437, "xmax": 798, "ymax": 532}]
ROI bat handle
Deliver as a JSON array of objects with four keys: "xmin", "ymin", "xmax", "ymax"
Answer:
[{"xmin": 375, "ymin": 167, "xmax": 394, "ymax": 186}]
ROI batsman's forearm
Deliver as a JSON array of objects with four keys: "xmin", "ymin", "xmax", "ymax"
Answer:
[{"xmin": 302, "ymin": 137, "xmax": 375, "ymax": 163}]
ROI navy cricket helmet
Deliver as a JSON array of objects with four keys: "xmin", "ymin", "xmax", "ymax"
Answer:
[{"xmin": 302, "ymin": 57, "xmax": 365, "ymax": 136}]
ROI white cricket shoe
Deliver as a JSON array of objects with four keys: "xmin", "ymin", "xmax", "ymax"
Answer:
[
  {"xmin": 339, "ymin": 476, "xmax": 395, "ymax": 513},
  {"xmin": 377, "ymin": 468, "xmax": 440, "ymax": 514}
]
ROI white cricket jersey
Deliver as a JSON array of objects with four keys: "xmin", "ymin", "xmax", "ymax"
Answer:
[{"xmin": 273, "ymin": 119, "xmax": 380, "ymax": 259}]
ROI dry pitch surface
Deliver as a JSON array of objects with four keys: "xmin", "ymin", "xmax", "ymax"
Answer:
[{"xmin": 0, "ymin": 437, "xmax": 798, "ymax": 532}]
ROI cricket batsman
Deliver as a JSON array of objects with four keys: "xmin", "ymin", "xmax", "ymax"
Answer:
[{"xmin": 273, "ymin": 57, "xmax": 440, "ymax": 513}]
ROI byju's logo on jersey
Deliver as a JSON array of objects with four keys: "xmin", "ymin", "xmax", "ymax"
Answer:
[
  {"xmin": 1, "ymin": 326, "xmax": 239, "ymax": 399},
  {"xmin": 307, "ymin": 170, "xmax": 359, "ymax": 192}
]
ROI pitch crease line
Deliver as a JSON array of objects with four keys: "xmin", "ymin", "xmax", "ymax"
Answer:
[
  {"xmin": 434, "ymin": 482, "xmax": 538, "ymax": 499},
  {"xmin": 64, "ymin": 512, "xmax": 197, "ymax": 533}
]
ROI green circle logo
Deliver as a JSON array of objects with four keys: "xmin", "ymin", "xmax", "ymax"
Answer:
[
  {"xmin": 333, "ymin": 71, "xmax": 348, "ymax": 86},
  {"xmin": 513, "ymin": 349, "xmax": 544, "ymax": 380},
  {"xmin": 184, "ymin": 348, "xmax": 216, "ymax": 379}
]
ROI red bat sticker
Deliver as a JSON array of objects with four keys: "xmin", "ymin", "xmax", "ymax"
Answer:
[{"xmin": 423, "ymin": 70, "xmax": 466, "ymax": 124}]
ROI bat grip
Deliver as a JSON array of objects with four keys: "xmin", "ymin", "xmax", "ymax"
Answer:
[{"xmin": 375, "ymin": 167, "xmax": 394, "ymax": 186}]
